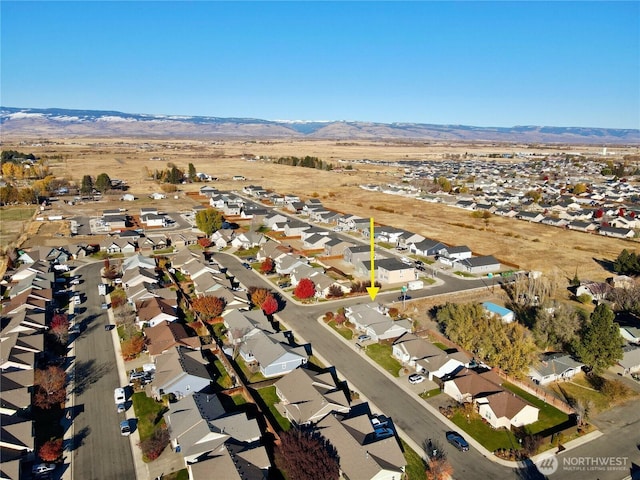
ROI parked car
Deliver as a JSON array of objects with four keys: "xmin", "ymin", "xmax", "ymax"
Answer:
[
  {"xmin": 279, "ymin": 282, "xmax": 291, "ymax": 288},
  {"xmin": 114, "ymin": 387, "xmax": 126, "ymax": 404},
  {"xmin": 73, "ymin": 295, "xmax": 81, "ymax": 305},
  {"xmin": 357, "ymin": 334, "xmax": 371, "ymax": 342},
  {"xmin": 117, "ymin": 403, "xmax": 126, "ymax": 413},
  {"xmin": 242, "ymin": 262, "xmax": 252, "ymax": 270},
  {"xmin": 408, "ymin": 373, "xmax": 425, "ymax": 384},
  {"xmin": 120, "ymin": 420, "xmax": 131, "ymax": 436},
  {"xmin": 398, "ymin": 294, "xmax": 412, "ymax": 301},
  {"xmin": 32, "ymin": 464, "xmax": 56, "ymax": 475},
  {"xmin": 446, "ymin": 431, "xmax": 469, "ymax": 451},
  {"xmin": 129, "ymin": 371, "xmax": 146, "ymax": 382},
  {"xmin": 373, "ymin": 427, "xmax": 395, "ymax": 439},
  {"xmin": 101, "ymin": 303, "xmax": 109, "ymax": 310}
]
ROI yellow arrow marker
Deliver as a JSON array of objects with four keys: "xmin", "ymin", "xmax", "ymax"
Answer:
[{"xmin": 366, "ymin": 217, "xmax": 380, "ymax": 301}]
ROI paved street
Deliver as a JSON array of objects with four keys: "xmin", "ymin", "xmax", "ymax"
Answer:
[{"xmin": 69, "ymin": 262, "xmax": 135, "ymax": 480}]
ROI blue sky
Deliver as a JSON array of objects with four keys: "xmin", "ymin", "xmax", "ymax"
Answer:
[{"xmin": 1, "ymin": 1, "xmax": 638, "ymax": 128}]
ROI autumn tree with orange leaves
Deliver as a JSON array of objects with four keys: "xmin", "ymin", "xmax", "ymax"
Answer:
[
  {"xmin": 191, "ymin": 295, "xmax": 226, "ymax": 322},
  {"xmin": 34, "ymin": 366, "xmax": 67, "ymax": 409}
]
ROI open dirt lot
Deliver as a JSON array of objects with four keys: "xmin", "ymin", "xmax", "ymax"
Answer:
[{"xmin": 3, "ymin": 137, "xmax": 638, "ymax": 282}]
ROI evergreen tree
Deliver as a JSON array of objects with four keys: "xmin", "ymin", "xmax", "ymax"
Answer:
[
  {"xmin": 188, "ymin": 163, "xmax": 197, "ymax": 181},
  {"xmin": 95, "ymin": 173, "xmax": 112, "ymax": 192},
  {"xmin": 80, "ymin": 175, "xmax": 94, "ymax": 194},
  {"xmin": 573, "ymin": 304, "xmax": 624, "ymax": 373}
]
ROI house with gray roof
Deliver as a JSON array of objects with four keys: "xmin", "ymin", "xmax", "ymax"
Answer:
[
  {"xmin": 613, "ymin": 345, "xmax": 640, "ymax": 376},
  {"xmin": 315, "ymin": 410, "xmax": 406, "ymax": 480},
  {"xmin": 457, "ymin": 255, "xmax": 501, "ymax": 275},
  {"xmin": 392, "ymin": 332, "xmax": 469, "ymax": 381},
  {"xmin": 274, "ymin": 367, "xmax": 350, "ymax": 426},
  {"xmin": 187, "ymin": 443, "xmax": 270, "ymax": 480},
  {"xmin": 345, "ymin": 303, "xmax": 412, "ymax": 342},
  {"xmin": 164, "ymin": 392, "xmax": 262, "ymax": 464},
  {"xmin": 151, "ymin": 346, "xmax": 213, "ymax": 400},
  {"xmin": 528, "ymin": 353, "xmax": 584, "ymax": 385}
]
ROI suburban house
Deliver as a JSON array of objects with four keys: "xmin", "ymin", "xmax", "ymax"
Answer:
[
  {"xmin": 345, "ymin": 303, "xmax": 412, "ymax": 341},
  {"xmin": 408, "ymin": 238, "xmax": 447, "ymax": 257},
  {"xmin": 274, "ymin": 254, "xmax": 308, "ymax": 276},
  {"xmin": 151, "ymin": 347, "xmax": 213, "ymax": 400},
  {"xmin": 283, "ymin": 220, "xmax": 310, "ymax": 237},
  {"xmin": 482, "ymin": 302, "xmax": 515, "ymax": 324},
  {"xmin": 343, "ymin": 245, "xmax": 373, "ymax": 265},
  {"xmin": 315, "ymin": 410, "xmax": 406, "ymax": 480},
  {"xmin": 230, "ymin": 231, "xmax": 266, "ymax": 250},
  {"xmin": 598, "ymin": 226, "xmax": 635, "ymax": 239},
  {"xmin": 223, "ymin": 310, "xmax": 308, "ymax": 378},
  {"xmin": 145, "ymin": 321, "xmax": 201, "ymax": 357},
  {"xmin": 122, "ymin": 253, "xmax": 156, "ymax": 272},
  {"xmin": 375, "ymin": 258, "xmax": 416, "ymax": 284},
  {"xmin": 529, "ymin": 353, "xmax": 584, "ymax": 385},
  {"xmin": 323, "ymin": 238, "xmax": 355, "ymax": 257},
  {"xmin": 574, "ymin": 282, "xmax": 611, "ymax": 302},
  {"xmin": 392, "ymin": 333, "xmax": 469, "ymax": 381},
  {"xmin": 612, "ymin": 345, "xmax": 640, "ymax": 376},
  {"xmin": 273, "ymin": 367, "xmax": 351, "ymax": 426},
  {"xmin": 163, "ymin": 392, "xmax": 263, "ymax": 464},
  {"xmin": 135, "ymin": 297, "xmax": 179, "ymax": 328},
  {"xmin": 458, "ymin": 256, "xmax": 501, "ymax": 275},
  {"xmin": 122, "ymin": 266, "xmax": 158, "ymax": 288},
  {"xmin": 443, "ymin": 369, "xmax": 539, "ymax": 428}
]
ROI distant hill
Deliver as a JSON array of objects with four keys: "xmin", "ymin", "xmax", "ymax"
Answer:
[{"xmin": 1, "ymin": 106, "xmax": 638, "ymax": 144}]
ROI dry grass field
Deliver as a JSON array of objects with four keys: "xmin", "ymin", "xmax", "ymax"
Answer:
[{"xmin": 2, "ymin": 137, "xmax": 638, "ymax": 283}]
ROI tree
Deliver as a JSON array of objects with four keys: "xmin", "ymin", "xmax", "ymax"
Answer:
[
  {"xmin": 188, "ymin": 163, "xmax": 197, "ymax": 181},
  {"xmin": 250, "ymin": 287, "xmax": 271, "ymax": 308},
  {"xmin": 80, "ymin": 175, "xmax": 94, "ymax": 194},
  {"xmin": 573, "ymin": 303, "xmax": 624, "ymax": 373},
  {"xmin": 121, "ymin": 335, "xmax": 146, "ymax": 360},
  {"xmin": 195, "ymin": 208, "xmax": 224, "ymax": 236},
  {"xmin": 533, "ymin": 301, "xmax": 583, "ymax": 350},
  {"xmin": 260, "ymin": 257, "xmax": 274, "ymax": 274},
  {"xmin": 192, "ymin": 295, "xmax": 226, "ymax": 322},
  {"xmin": 275, "ymin": 428, "xmax": 339, "ymax": 480},
  {"xmin": 49, "ymin": 313, "xmax": 69, "ymax": 344},
  {"xmin": 95, "ymin": 173, "xmax": 112, "ymax": 193},
  {"xmin": 294, "ymin": 278, "xmax": 316, "ymax": 299},
  {"xmin": 39, "ymin": 438, "xmax": 63, "ymax": 462},
  {"xmin": 138, "ymin": 427, "xmax": 170, "ymax": 461},
  {"xmin": 34, "ymin": 366, "xmax": 67, "ymax": 409},
  {"xmin": 613, "ymin": 249, "xmax": 640, "ymax": 275},
  {"xmin": 426, "ymin": 456, "xmax": 454, "ymax": 480},
  {"xmin": 197, "ymin": 237, "xmax": 211, "ymax": 248},
  {"xmin": 262, "ymin": 294, "xmax": 279, "ymax": 315}
]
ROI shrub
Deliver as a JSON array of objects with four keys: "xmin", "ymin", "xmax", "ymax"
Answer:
[
  {"xmin": 139, "ymin": 427, "xmax": 170, "ymax": 461},
  {"xmin": 576, "ymin": 293, "xmax": 593, "ymax": 304},
  {"xmin": 324, "ymin": 311, "xmax": 334, "ymax": 322}
]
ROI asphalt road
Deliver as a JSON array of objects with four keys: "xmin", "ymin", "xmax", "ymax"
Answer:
[{"xmin": 69, "ymin": 262, "xmax": 135, "ymax": 480}]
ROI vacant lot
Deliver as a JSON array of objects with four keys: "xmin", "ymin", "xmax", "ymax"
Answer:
[{"xmin": 2, "ymin": 137, "xmax": 637, "ymax": 282}]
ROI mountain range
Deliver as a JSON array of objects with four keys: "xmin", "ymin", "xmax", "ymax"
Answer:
[{"xmin": 1, "ymin": 106, "xmax": 638, "ymax": 144}]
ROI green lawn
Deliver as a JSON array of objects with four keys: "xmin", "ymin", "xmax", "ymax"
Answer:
[
  {"xmin": 550, "ymin": 377, "xmax": 609, "ymax": 411},
  {"xmin": 419, "ymin": 388, "xmax": 442, "ymax": 400},
  {"xmin": 256, "ymin": 386, "xmax": 291, "ymax": 431},
  {"xmin": 234, "ymin": 356, "xmax": 266, "ymax": 383},
  {"xmin": 502, "ymin": 382, "xmax": 569, "ymax": 435},
  {"xmin": 132, "ymin": 392, "xmax": 168, "ymax": 442},
  {"xmin": 231, "ymin": 394, "xmax": 247, "ymax": 406},
  {"xmin": 432, "ymin": 342, "xmax": 449, "ymax": 351},
  {"xmin": 451, "ymin": 411, "xmax": 520, "ymax": 452},
  {"xmin": 328, "ymin": 320, "xmax": 354, "ymax": 340},
  {"xmin": 235, "ymin": 246, "xmax": 260, "ymax": 257},
  {"xmin": 401, "ymin": 439, "xmax": 427, "ymax": 480},
  {"xmin": 0, "ymin": 206, "xmax": 36, "ymax": 222},
  {"xmin": 163, "ymin": 470, "xmax": 189, "ymax": 480},
  {"xmin": 213, "ymin": 359, "xmax": 233, "ymax": 389},
  {"xmin": 365, "ymin": 343, "xmax": 402, "ymax": 377}
]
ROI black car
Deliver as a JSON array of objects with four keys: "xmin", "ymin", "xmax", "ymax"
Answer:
[
  {"xmin": 398, "ymin": 294, "xmax": 412, "ymax": 301},
  {"xmin": 242, "ymin": 262, "xmax": 252, "ymax": 270},
  {"xmin": 446, "ymin": 431, "xmax": 469, "ymax": 451}
]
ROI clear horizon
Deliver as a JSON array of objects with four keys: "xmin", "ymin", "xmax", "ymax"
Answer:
[{"xmin": 1, "ymin": 1, "xmax": 638, "ymax": 129}]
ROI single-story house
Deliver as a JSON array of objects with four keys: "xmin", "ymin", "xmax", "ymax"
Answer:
[
  {"xmin": 458, "ymin": 256, "xmax": 501, "ymax": 275},
  {"xmin": 529, "ymin": 353, "xmax": 584, "ymax": 385},
  {"xmin": 151, "ymin": 347, "xmax": 213, "ymax": 400}
]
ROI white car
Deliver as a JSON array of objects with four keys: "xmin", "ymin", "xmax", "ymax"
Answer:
[
  {"xmin": 32, "ymin": 464, "xmax": 56, "ymax": 475},
  {"xmin": 408, "ymin": 374, "xmax": 425, "ymax": 385},
  {"xmin": 114, "ymin": 387, "xmax": 126, "ymax": 404}
]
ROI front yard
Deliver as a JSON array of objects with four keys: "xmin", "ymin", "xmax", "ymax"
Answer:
[
  {"xmin": 365, "ymin": 343, "xmax": 402, "ymax": 377},
  {"xmin": 132, "ymin": 392, "xmax": 168, "ymax": 442}
]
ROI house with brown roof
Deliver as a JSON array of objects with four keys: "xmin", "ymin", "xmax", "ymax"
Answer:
[
  {"xmin": 145, "ymin": 321, "xmax": 201, "ymax": 357},
  {"xmin": 135, "ymin": 297, "xmax": 178, "ymax": 328},
  {"xmin": 443, "ymin": 369, "xmax": 539, "ymax": 428}
]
